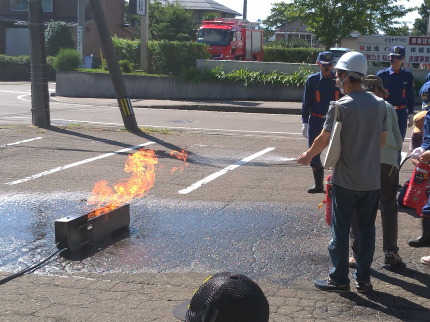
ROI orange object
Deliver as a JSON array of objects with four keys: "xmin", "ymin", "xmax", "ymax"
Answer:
[
  {"xmin": 315, "ymin": 89, "xmax": 321, "ymax": 102},
  {"xmin": 323, "ymin": 175, "xmax": 333, "ymax": 225}
]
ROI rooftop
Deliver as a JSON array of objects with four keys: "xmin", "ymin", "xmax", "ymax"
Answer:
[{"xmin": 169, "ymin": 0, "xmax": 241, "ymax": 16}]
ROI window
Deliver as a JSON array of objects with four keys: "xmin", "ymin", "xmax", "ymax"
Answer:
[
  {"xmin": 197, "ymin": 29, "xmax": 230, "ymax": 46},
  {"xmin": 11, "ymin": 0, "xmax": 53, "ymax": 12}
]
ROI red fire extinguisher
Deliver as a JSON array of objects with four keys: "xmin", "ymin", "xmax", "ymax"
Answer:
[
  {"xmin": 403, "ymin": 162, "xmax": 430, "ymax": 214},
  {"xmin": 323, "ymin": 175, "xmax": 333, "ymax": 225}
]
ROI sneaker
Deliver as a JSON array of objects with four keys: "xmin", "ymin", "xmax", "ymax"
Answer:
[
  {"xmin": 355, "ymin": 280, "xmax": 373, "ymax": 293},
  {"xmin": 314, "ymin": 278, "xmax": 350, "ymax": 292},
  {"xmin": 384, "ymin": 251, "xmax": 402, "ymax": 266},
  {"xmin": 349, "ymin": 256, "xmax": 357, "ymax": 269}
]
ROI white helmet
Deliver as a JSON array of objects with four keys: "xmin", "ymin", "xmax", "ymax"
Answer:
[{"xmin": 335, "ymin": 52, "xmax": 367, "ymax": 76}]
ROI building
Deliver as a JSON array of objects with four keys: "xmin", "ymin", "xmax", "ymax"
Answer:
[
  {"xmin": 0, "ymin": 0, "xmax": 134, "ymax": 57},
  {"xmin": 271, "ymin": 19, "xmax": 360, "ymax": 50},
  {"xmin": 167, "ymin": 0, "xmax": 241, "ymax": 24},
  {"xmin": 272, "ymin": 19, "xmax": 317, "ymax": 47}
]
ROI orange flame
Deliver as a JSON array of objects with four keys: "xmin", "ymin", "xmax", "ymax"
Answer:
[
  {"xmin": 169, "ymin": 150, "xmax": 189, "ymax": 173},
  {"xmin": 86, "ymin": 149, "xmax": 158, "ymax": 217}
]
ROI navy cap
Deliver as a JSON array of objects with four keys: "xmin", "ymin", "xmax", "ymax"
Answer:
[
  {"xmin": 173, "ymin": 272, "xmax": 269, "ymax": 322},
  {"xmin": 317, "ymin": 51, "xmax": 334, "ymax": 64},
  {"xmin": 389, "ymin": 45, "xmax": 406, "ymax": 57},
  {"xmin": 419, "ymin": 81, "xmax": 430, "ymax": 110}
]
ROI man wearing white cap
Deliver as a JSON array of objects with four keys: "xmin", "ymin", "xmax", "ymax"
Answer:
[{"xmin": 298, "ymin": 52, "xmax": 387, "ymax": 293}]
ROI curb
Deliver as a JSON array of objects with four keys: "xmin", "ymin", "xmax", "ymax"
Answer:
[{"xmin": 134, "ymin": 104, "xmax": 301, "ymax": 115}]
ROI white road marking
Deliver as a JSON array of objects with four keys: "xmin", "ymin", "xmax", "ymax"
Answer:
[
  {"xmin": 0, "ymin": 89, "xmax": 54, "ymax": 102},
  {"xmin": 49, "ymin": 119, "xmax": 301, "ymax": 135},
  {"xmin": 2, "ymin": 136, "xmax": 43, "ymax": 147},
  {"xmin": 17, "ymin": 94, "xmax": 31, "ymax": 101},
  {"xmin": 178, "ymin": 147, "xmax": 276, "ymax": 194},
  {"xmin": 5, "ymin": 141, "xmax": 155, "ymax": 185},
  {"xmin": 0, "ymin": 90, "xmax": 29, "ymax": 94}
]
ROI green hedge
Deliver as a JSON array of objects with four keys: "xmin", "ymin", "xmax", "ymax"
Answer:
[
  {"xmin": 0, "ymin": 55, "xmax": 55, "ymax": 81},
  {"xmin": 263, "ymin": 47, "xmax": 321, "ymax": 63},
  {"xmin": 53, "ymin": 48, "xmax": 81, "ymax": 71},
  {"xmin": 148, "ymin": 41, "xmax": 210, "ymax": 75},
  {"xmin": 111, "ymin": 37, "xmax": 319, "ymax": 69},
  {"xmin": 112, "ymin": 36, "xmax": 140, "ymax": 67},
  {"xmin": 111, "ymin": 36, "xmax": 210, "ymax": 75}
]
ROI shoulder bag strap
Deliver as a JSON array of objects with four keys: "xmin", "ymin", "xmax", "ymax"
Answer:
[{"xmin": 334, "ymin": 103, "xmax": 339, "ymax": 122}]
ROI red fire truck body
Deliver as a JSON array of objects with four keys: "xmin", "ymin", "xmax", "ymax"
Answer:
[{"xmin": 197, "ymin": 19, "xmax": 264, "ymax": 61}]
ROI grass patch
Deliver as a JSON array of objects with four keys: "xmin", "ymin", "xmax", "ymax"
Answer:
[
  {"xmin": 76, "ymin": 68, "xmax": 167, "ymax": 77},
  {"xmin": 139, "ymin": 127, "xmax": 172, "ymax": 134},
  {"xmin": 117, "ymin": 126, "xmax": 172, "ymax": 134},
  {"xmin": 57, "ymin": 122, "xmax": 84, "ymax": 128}
]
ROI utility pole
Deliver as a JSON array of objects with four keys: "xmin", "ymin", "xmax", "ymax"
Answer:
[
  {"xmin": 427, "ymin": 14, "xmax": 430, "ymax": 36},
  {"xmin": 88, "ymin": 0, "xmax": 139, "ymax": 132},
  {"xmin": 29, "ymin": 0, "xmax": 50, "ymax": 128},
  {"xmin": 139, "ymin": 0, "xmax": 149, "ymax": 72},
  {"xmin": 243, "ymin": 0, "xmax": 247, "ymax": 20}
]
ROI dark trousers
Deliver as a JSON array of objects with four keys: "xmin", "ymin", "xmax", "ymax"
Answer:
[
  {"xmin": 396, "ymin": 108, "xmax": 408, "ymax": 141},
  {"xmin": 329, "ymin": 185, "xmax": 379, "ymax": 284},
  {"xmin": 308, "ymin": 116, "xmax": 325, "ymax": 169},
  {"xmin": 351, "ymin": 163, "xmax": 399, "ymax": 255}
]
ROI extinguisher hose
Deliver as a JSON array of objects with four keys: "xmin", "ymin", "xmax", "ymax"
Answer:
[
  {"xmin": 0, "ymin": 243, "xmax": 68, "ymax": 285},
  {"xmin": 399, "ymin": 155, "xmax": 411, "ymax": 171},
  {"xmin": 311, "ymin": 155, "xmax": 412, "ymax": 171}
]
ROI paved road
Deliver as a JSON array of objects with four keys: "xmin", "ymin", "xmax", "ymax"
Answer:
[
  {"xmin": 0, "ymin": 81, "xmax": 302, "ymax": 133},
  {"xmin": 0, "ymin": 82, "xmax": 429, "ymax": 321}
]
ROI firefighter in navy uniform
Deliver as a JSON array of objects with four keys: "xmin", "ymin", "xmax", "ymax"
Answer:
[
  {"xmin": 301, "ymin": 51, "xmax": 341, "ymax": 193},
  {"xmin": 376, "ymin": 45, "xmax": 415, "ymax": 141}
]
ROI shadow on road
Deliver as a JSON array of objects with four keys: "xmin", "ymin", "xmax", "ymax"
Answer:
[
  {"xmin": 372, "ymin": 266, "xmax": 430, "ymax": 298},
  {"xmin": 340, "ymin": 289, "xmax": 430, "ymax": 321}
]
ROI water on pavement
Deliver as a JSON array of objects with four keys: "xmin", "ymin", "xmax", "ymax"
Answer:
[{"xmin": 0, "ymin": 193, "xmax": 331, "ymax": 285}]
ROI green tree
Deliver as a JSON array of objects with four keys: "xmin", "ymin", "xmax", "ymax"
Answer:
[
  {"xmin": 411, "ymin": 1, "xmax": 429, "ymax": 35},
  {"xmin": 155, "ymin": 1, "xmax": 196, "ymax": 41},
  {"xmin": 384, "ymin": 23, "xmax": 411, "ymax": 36},
  {"xmin": 264, "ymin": 1, "xmax": 413, "ymax": 49},
  {"xmin": 202, "ymin": 12, "xmax": 217, "ymax": 21},
  {"xmin": 45, "ymin": 20, "xmax": 75, "ymax": 56},
  {"xmin": 264, "ymin": 2, "xmax": 298, "ymax": 29},
  {"xmin": 125, "ymin": 0, "xmax": 197, "ymax": 41}
]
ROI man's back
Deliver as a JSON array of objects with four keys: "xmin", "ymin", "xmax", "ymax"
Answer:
[{"xmin": 325, "ymin": 91, "xmax": 387, "ymax": 191}]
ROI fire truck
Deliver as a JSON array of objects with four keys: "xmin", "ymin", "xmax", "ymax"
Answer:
[{"xmin": 197, "ymin": 19, "xmax": 264, "ymax": 61}]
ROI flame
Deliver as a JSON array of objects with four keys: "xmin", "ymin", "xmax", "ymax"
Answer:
[
  {"xmin": 169, "ymin": 150, "xmax": 189, "ymax": 173},
  {"xmin": 86, "ymin": 149, "xmax": 158, "ymax": 217}
]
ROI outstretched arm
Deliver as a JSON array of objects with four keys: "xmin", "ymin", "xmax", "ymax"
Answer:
[{"xmin": 297, "ymin": 129, "xmax": 331, "ymax": 165}]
